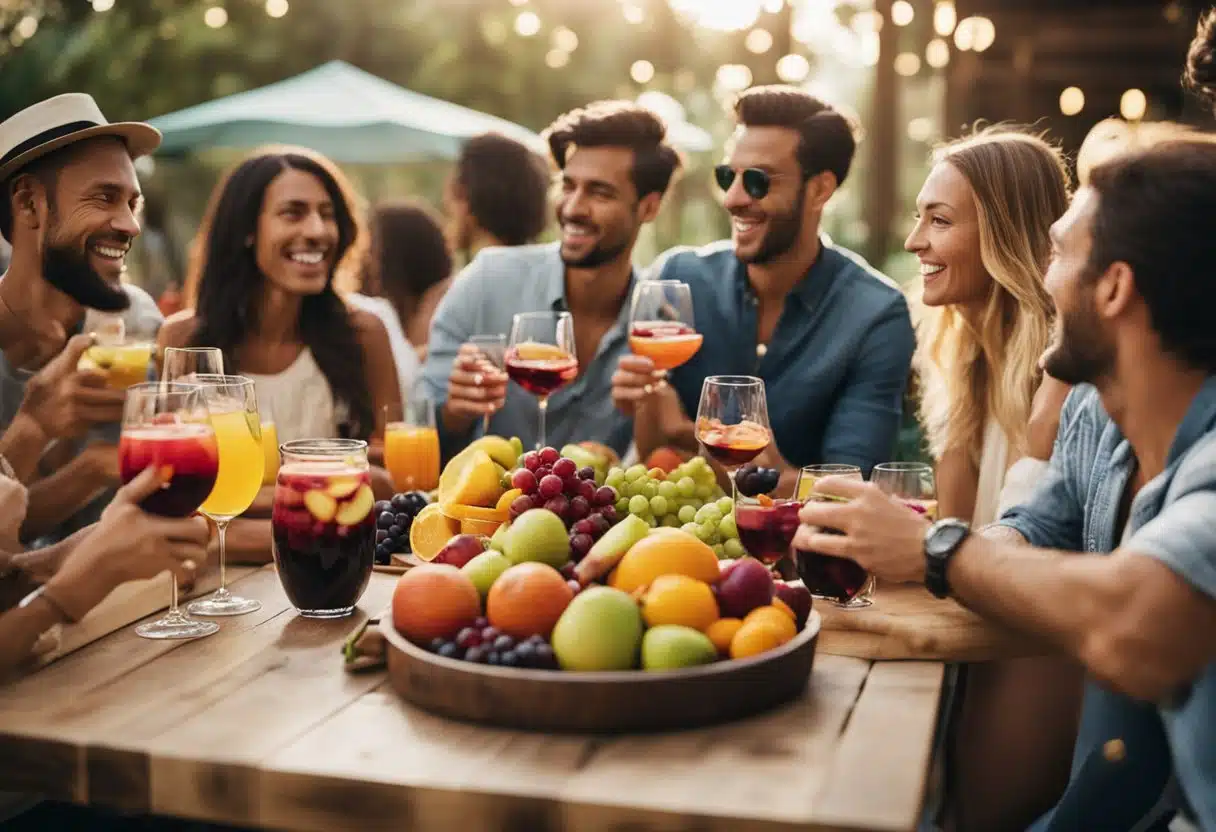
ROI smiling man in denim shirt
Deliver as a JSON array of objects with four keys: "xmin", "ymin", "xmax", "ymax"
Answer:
[
  {"xmin": 797, "ymin": 140, "xmax": 1216, "ymax": 829},
  {"xmin": 612, "ymin": 86, "xmax": 914, "ymax": 482}
]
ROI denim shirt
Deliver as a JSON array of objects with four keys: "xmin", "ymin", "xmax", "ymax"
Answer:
[
  {"xmin": 657, "ymin": 239, "xmax": 915, "ymax": 476},
  {"xmin": 1000, "ymin": 378, "xmax": 1216, "ymax": 830},
  {"xmin": 419, "ymin": 243, "xmax": 635, "ymax": 461}
]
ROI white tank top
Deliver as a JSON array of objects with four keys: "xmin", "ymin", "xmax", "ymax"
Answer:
[{"xmin": 244, "ymin": 348, "xmax": 348, "ymax": 443}]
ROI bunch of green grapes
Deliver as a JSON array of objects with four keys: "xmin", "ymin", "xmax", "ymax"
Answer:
[{"xmin": 603, "ymin": 457, "xmax": 748, "ymax": 559}]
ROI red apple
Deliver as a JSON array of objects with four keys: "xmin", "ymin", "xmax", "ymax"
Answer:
[
  {"xmin": 433, "ymin": 534, "xmax": 489, "ymax": 569},
  {"xmin": 716, "ymin": 557, "xmax": 774, "ymax": 618},
  {"xmin": 775, "ymin": 580, "xmax": 813, "ymax": 629}
]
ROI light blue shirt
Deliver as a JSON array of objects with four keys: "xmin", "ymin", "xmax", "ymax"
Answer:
[
  {"xmin": 419, "ymin": 243, "xmax": 635, "ymax": 460},
  {"xmin": 1002, "ymin": 379, "xmax": 1216, "ymax": 830}
]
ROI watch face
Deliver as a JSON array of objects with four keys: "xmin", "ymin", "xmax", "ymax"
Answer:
[{"xmin": 929, "ymin": 523, "xmax": 968, "ymax": 557}]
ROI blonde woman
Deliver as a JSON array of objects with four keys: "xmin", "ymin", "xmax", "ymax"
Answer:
[{"xmin": 906, "ymin": 128, "xmax": 1082, "ymax": 832}]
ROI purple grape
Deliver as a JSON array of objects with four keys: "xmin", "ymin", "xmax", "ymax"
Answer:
[
  {"xmin": 437, "ymin": 642, "xmax": 460, "ymax": 659},
  {"xmin": 577, "ymin": 478, "xmax": 596, "ymax": 501},
  {"xmin": 492, "ymin": 634, "xmax": 516, "ymax": 652},
  {"xmin": 456, "ymin": 627, "xmax": 481, "ymax": 649},
  {"xmin": 428, "ymin": 637, "xmax": 446, "ymax": 653},
  {"xmin": 552, "ymin": 457, "xmax": 577, "ymax": 479},
  {"xmin": 464, "ymin": 646, "xmax": 487, "ymax": 664},
  {"xmin": 376, "ymin": 529, "xmax": 389, "ymax": 544},
  {"xmin": 377, "ymin": 512, "xmax": 395, "ymax": 530},
  {"xmin": 522, "ymin": 452, "xmax": 541, "ymax": 472},
  {"xmin": 598, "ymin": 504, "xmax": 618, "ymax": 523},
  {"xmin": 533, "ymin": 643, "xmax": 557, "ymax": 668},
  {"xmin": 535, "ymin": 465, "xmax": 552, "ymax": 481},
  {"xmin": 562, "ymin": 476, "xmax": 582, "ymax": 496},
  {"xmin": 572, "ymin": 517, "xmax": 596, "ymax": 536},
  {"xmin": 568, "ymin": 496, "xmax": 590, "ymax": 521},
  {"xmin": 543, "ymin": 495, "xmax": 569, "ymax": 518},
  {"xmin": 578, "ymin": 466, "xmax": 597, "ymax": 481},
  {"xmin": 515, "ymin": 642, "xmax": 536, "ymax": 666},
  {"xmin": 592, "ymin": 486, "xmax": 617, "ymax": 507},
  {"xmin": 538, "ymin": 475, "xmax": 564, "ymax": 500},
  {"xmin": 589, "ymin": 514, "xmax": 612, "ymax": 535},
  {"xmin": 473, "ymin": 616, "xmax": 489, "ymax": 629},
  {"xmin": 374, "ymin": 500, "xmax": 393, "ymax": 516},
  {"xmin": 570, "ymin": 533, "xmax": 594, "ymax": 560},
  {"xmin": 486, "ymin": 651, "xmax": 502, "ymax": 666},
  {"xmin": 512, "ymin": 468, "xmax": 538, "ymax": 494},
  {"xmin": 539, "ymin": 447, "xmax": 560, "ymax": 466},
  {"xmin": 500, "ymin": 650, "xmax": 520, "ymax": 668},
  {"xmin": 509, "ymin": 495, "xmax": 535, "ymax": 520},
  {"xmin": 559, "ymin": 562, "xmax": 577, "ymax": 580},
  {"xmin": 480, "ymin": 626, "xmax": 501, "ymax": 642}
]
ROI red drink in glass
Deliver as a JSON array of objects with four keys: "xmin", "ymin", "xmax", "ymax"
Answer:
[
  {"xmin": 697, "ymin": 419, "xmax": 770, "ymax": 467},
  {"xmin": 505, "ymin": 342, "xmax": 578, "ymax": 397},
  {"xmin": 118, "ymin": 424, "xmax": 219, "ymax": 517},
  {"xmin": 794, "ymin": 547, "xmax": 871, "ymax": 605},
  {"xmin": 629, "ymin": 322, "xmax": 703, "ymax": 371},
  {"xmin": 735, "ymin": 500, "xmax": 801, "ymax": 565},
  {"xmin": 271, "ymin": 466, "xmax": 376, "ymax": 617}
]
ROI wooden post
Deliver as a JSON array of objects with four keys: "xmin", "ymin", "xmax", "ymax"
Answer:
[{"xmin": 862, "ymin": 0, "xmax": 899, "ymax": 268}]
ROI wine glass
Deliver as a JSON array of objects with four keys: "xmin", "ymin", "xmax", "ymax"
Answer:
[
  {"xmin": 694, "ymin": 375, "xmax": 771, "ymax": 501},
  {"xmin": 468, "ymin": 333, "xmax": 507, "ymax": 435},
  {"xmin": 161, "ymin": 347, "xmax": 224, "ymax": 383},
  {"xmin": 792, "ymin": 465, "xmax": 873, "ymax": 609},
  {"xmin": 628, "ymin": 280, "xmax": 702, "ymax": 376},
  {"xmin": 80, "ymin": 310, "xmax": 152, "ymax": 389},
  {"xmin": 186, "ymin": 375, "xmax": 265, "ymax": 617},
  {"xmin": 871, "ymin": 462, "xmax": 939, "ymax": 521},
  {"xmin": 118, "ymin": 383, "xmax": 220, "ymax": 639},
  {"xmin": 504, "ymin": 312, "xmax": 577, "ymax": 450}
]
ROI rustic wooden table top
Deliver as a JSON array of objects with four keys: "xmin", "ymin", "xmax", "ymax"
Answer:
[{"xmin": 0, "ymin": 567, "xmax": 945, "ymax": 832}]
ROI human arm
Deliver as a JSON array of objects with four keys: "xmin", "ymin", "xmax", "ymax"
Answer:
[
  {"xmin": 935, "ymin": 446, "xmax": 979, "ymax": 522},
  {"xmin": 20, "ymin": 443, "xmax": 118, "ymax": 540},
  {"xmin": 996, "ymin": 375, "xmax": 1072, "ymax": 514},
  {"xmin": 818, "ymin": 300, "xmax": 916, "ymax": 476}
]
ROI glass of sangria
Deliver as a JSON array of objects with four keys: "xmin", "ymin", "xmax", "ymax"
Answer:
[
  {"xmin": 187, "ymin": 375, "xmax": 265, "ymax": 618},
  {"xmin": 272, "ymin": 439, "xmax": 377, "ymax": 618},
  {"xmin": 119, "ymin": 382, "xmax": 220, "ymax": 640},
  {"xmin": 384, "ymin": 399, "xmax": 440, "ymax": 492},
  {"xmin": 871, "ymin": 462, "xmax": 939, "ymax": 521},
  {"xmin": 734, "ymin": 495, "xmax": 801, "ymax": 568},
  {"xmin": 80, "ymin": 310, "xmax": 152, "ymax": 389},
  {"xmin": 694, "ymin": 375, "xmax": 771, "ymax": 500},
  {"xmin": 792, "ymin": 465, "xmax": 873, "ymax": 609},
  {"xmin": 505, "ymin": 311, "xmax": 578, "ymax": 450},
  {"xmin": 469, "ymin": 334, "xmax": 507, "ymax": 435},
  {"xmin": 629, "ymin": 280, "xmax": 702, "ymax": 375}
]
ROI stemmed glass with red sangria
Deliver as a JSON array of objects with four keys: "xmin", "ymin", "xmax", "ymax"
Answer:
[
  {"xmin": 628, "ymin": 280, "xmax": 702, "ymax": 375},
  {"xmin": 694, "ymin": 375, "xmax": 772, "ymax": 500},
  {"xmin": 504, "ymin": 311, "xmax": 578, "ymax": 450},
  {"xmin": 118, "ymin": 382, "xmax": 220, "ymax": 640}
]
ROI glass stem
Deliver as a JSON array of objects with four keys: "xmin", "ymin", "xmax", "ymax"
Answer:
[
  {"xmin": 482, "ymin": 413, "xmax": 491, "ymax": 436},
  {"xmin": 216, "ymin": 519, "xmax": 229, "ymax": 594},
  {"xmin": 728, "ymin": 469, "xmax": 738, "ymax": 503},
  {"xmin": 537, "ymin": 396, "xmax": 548, "ymax": 450},
  {"xmin": 169, "ymin": 570, "xmax": 178, "ymax": 615}
]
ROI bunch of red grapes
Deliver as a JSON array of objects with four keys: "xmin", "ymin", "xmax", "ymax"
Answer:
[
  {"xmin": 508, "ymin": 446, "xmax": 620, "ymax": 562},
  {"xmin": 427, "ymin": 618, "xmax": 558, "ymax": 669}
]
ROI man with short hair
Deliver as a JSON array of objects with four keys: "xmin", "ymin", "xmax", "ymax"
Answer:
[
  {"xmin": 422, "ymin": 101, "xmax": 681, "ymax": 458},
  {"xmin": 612, "ymin": 85, "xmax": 914, "ymax": 482},
  {"xmin": 0, "ymin": 93, "xmax": 164, "ymax": 542},
  {"xmin": 444, "ymin": 132, "xmax": 551, "ymax": 257},
  {"xmin": 797, "ymin": 139, "xmax": 1216, "ymax": 831}
]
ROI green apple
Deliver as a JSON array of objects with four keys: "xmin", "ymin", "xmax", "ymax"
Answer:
[
  {"xmin": 461, "ymin": 550, "xmax": 512, "ymax": 599},
  {"xmin": 502, "ymin": 509, "xmax": 570, "ymax": 568},
  {"xmin": 551, "ymin": 587, "xmax": 643, "ymax": 671},
  {"xmin": 641, "ymin": 625, "xmax": 718, "ymax": 671}
]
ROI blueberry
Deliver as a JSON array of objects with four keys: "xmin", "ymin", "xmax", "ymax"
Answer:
[
  {"xmin": 395, "ymin": 512, "xmax": 412, "ymax": 526},
  {"xmin": 428, "ymin": 637, "xmax": 446, "ymax": 652},
  {"xmin": 391, "ymin": 493, "xmax": 411, "ymax": 512},
  {"xmin": 387, "ymin": 525, "xmax": 404, "ymax": 538},
  {"xmin": 492, "ymin": 634, "xmax": 515, "ymax": 652},
  {"xmin": 485, "ymin": 651, "xmax": 502, "ymax": 666},
  {"xmin": 500, "ymin": 650, "xmax": 520, "ymax": 668},
  {"xmin": 437, "ymin": 642, "xmax": 460, "ymax": 659},
  {"xmin": 514, "ymin": 642, "xmax": 536, "ymax": 665},
  {"xmin": 464, "ymin": 646, "xmax": 486, "ymax": 664},
  {"xmin": 533, "ymin": 643, "xmax": 557, "ymax": 668}
]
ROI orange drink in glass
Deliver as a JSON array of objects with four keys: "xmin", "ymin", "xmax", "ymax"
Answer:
[{"xmin": 385, "ymin": 400, "xmax": 439, "ymax": 492}]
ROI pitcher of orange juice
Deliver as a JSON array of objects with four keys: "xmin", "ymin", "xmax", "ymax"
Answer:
[{"xmin": 384, "ymin": 400, "xmax": 439, "ymax": 492}]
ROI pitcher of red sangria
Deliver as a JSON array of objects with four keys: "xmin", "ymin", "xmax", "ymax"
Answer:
[{"xmin": 271, "ymin": 439, "xmax": 377, "ymax": 618}]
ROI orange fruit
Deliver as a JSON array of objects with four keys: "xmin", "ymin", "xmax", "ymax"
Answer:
[
  {"xmin": 729, "ymin": 620, "xmax": 786, "ymax": 660},
  {"xmin": 609, "ymin": 529, "xmax": 721, "ymax": 593},
  {"xmin": 487, "ymin": 562, "xmax": 575, "ymax": 639},
  {"xmin": 771, "ymin": 597, "xmax": 796, "ymax": 622},
  {"xmin": 409, "ymin": 504, "xmax": 461, "ymax": 561},
  {"xmin": 442, "ymin": 503, "xmax": 509, "ymax": 523},
  {"xmin": 641, "ymin": 575, "xmax": 719, "ymax": 631},
  {"xmin": 743, "ymin": 606, "xmax": 797, "ymax": 644},
  {"xmin": 705, "ymin": 618, "xmax": 744, "ymax": 656},
  {"xmin": 392, "ymin": 564, "xmax": 481, "ymax": 644}
]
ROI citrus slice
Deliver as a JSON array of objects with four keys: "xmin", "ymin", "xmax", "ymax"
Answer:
[
  {"xmin": 442, "ymin": 503, "xmax": 509, "ymax": 523},
  {"xmin": 495, "ymin": 488, "xmax": 522, "ymax": 511},
  {"xmin": 409, "ymin": 504, "xmax": 461, "ymax": 561},
  {"xmin": 460, "ymin": 516, "xmax": 502, "ymax": 537},
  {"xmin": 442, "ymin": 449, "xmax": 504, "ymax": 508}
]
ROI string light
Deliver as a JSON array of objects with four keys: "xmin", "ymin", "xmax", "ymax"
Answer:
[
  {"xmin": 970, "ymin": 17, "xmax": 996, "ymax": 52},
  {"xmin": 514, "ymin": 10, "xmax": 540, "ymax": 36},
  {"xmin": 265, "ymin": 0, "xmax": 288, "ymax": 18},
  {"xmin": 14, "ymin": 15, "xmax": 37, "ymax": 38},
  {"xmin": 622, "ymin": 4, "xmax": 645, "ymax": 24},
  {"xmin": 203, "ymin": 5, "xmax": 228, "ymax": 28},
  {"xmin": 775, "ymin": 53, "xmax": 810, "ymax": 83},
  {"xmin": 745, "ymin": 28, "xmax": 773, "ymax": 54},
  {"xmin": 1121, "ymin": 88, "xmax": 1147, "ymax": 120},
  {"xmin": 630, "ymin": 60, "xmax": 655, "ymax": 84},
  {"xmin": 891, "ymin": 1, "xmax": 914, "ymax": 27},
  {"xmin": 933, "ymin": 1, "xmax": 956, "ymax": 36},
  {"xmin": 545, "ymin": 49, "xmax": 569, "ymax": 69},
  {"xmin": 1059, "ymin": 87, "xmax": 1085, "ymax": 116},
  {"xmin": 92, "ymin": 0, "xmax": 115, "ymax": 11},
  {"xmin": 925, "ymin": 38, "xmax": 950, "ymax": 69},
  {"xmin": 715, "ymin": 64, "xmax": 753, "ymax": 92},
  {"xmin": 552, "ymin": 25, "xmax": 578, "ymax": 52}
]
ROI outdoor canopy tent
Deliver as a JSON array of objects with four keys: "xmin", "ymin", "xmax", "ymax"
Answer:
[{"xmin": 149, "ymin": 60, "xmax": 716, "ymax": 163}]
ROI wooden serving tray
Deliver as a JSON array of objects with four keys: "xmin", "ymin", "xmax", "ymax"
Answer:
[{"xmin": 380, "ymin": 608, "xmax": 821, "ymax": 734}]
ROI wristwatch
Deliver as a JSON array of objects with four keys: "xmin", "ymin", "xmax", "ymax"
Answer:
[{"xmin": 924, "ymin": 518, "xmax": 971, "ymax": 599}]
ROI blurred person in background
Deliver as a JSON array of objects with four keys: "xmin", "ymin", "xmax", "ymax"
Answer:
[
  {"xmin": 904, "ymin": 127, "xmax": 1081, "ymax": 832},
  {"xmin": 422, "ymin": 101, "xmax": 680, "ymax": 460},
  {"xmin": 0, "ymin": 94, "xmax": 163, "ymax": 546},
  {"xmin": 612, "ymin": 85, "xmax": 914, "ymax": 484},
  {"xmin": 444, "ymin": 132, "xmax": 551, "ymax": 259},
  {"xmin": 160, "ymin": 146, "xmax": 399, "ymax": 561},
  {"xmin": 347, "ymin": 199, "xmax": 453, "ymax": 400}
]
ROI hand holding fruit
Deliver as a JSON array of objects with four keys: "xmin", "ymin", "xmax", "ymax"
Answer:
[{"xmin": 443, "ymin": 343, "xmax": 508, "ymax": 428}]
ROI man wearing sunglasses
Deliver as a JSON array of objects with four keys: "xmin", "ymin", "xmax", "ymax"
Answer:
[{"xmin": 612, "ymin": 85, "xmax": 915, "ymax": 484}]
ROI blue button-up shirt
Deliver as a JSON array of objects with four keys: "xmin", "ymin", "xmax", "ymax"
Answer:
[
  {"xmin": 1001, "ymin": 379, "xmax": 1216, "ymax": 830},
  {"xmin": 657, "ymin": 239, "xmax": 915, "ymax": 475},
  {"xmin": 419, "ymin": 243, "xmax": 635, "ymax": 461}
]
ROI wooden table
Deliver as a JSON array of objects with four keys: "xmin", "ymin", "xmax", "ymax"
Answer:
[{"xmin": 0, "ymin": 567, "xmax": 946, "ymax": 832}]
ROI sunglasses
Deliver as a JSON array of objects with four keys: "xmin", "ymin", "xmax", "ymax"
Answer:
[{"xmin": 714, "ymin": 165, "xmax": 806, "ymax": 200}]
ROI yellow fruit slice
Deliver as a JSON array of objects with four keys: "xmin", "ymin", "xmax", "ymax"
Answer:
[
  {"xmin": 437, "ymin": 446, "xmax": 479, "ymax": 500},
  {"xmin": 409, "ymin": 504, "xmax": 461, "ymax": 561},
  {"xmin": 442, "ymin": 449, "xmax": 504, "ymax": 508},
  {"xmin": 442, "ymin": 503, "xmax": 509, "ymax": 523},
  {"xmin": 468, "ymin": 436, "xmax": 519, "ymax": 471},
  {"xmin": 326, "ymin": 477, "xmax": 360, "ymax": 499},
  {"xmin": 335, "ymin": 484, "xmax": 374, "ymax": 526},
  {"xmin": 460, "ymin": 516, "xmax": 502, "ymax": 537},
  {"xmin": 303, "ymin": 490, "xmax": 337, "ymax": 522},
  {"xmin": 496, "ymin": 488, "xmax": 523, "ymax": 512}
]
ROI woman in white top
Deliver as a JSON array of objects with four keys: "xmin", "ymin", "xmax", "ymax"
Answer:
[
  {"xmin": 905, "ymin": 128, "xmax": 1081, "ymax": 831},
  {"xmin": 346, "ymin": 200, "xmax": 453, "ymax": 400},
  {"xmin": 159, "ymin": 147, "xmax": 401, "ymax": 559}
]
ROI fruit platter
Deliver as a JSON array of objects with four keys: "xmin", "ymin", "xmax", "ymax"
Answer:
[{"xmin": 378, "ymin": 438, "xmax": 822, "ymax": 733}]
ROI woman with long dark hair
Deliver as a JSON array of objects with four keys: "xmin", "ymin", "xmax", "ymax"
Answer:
[{"xmin": 159, "ymin": 146, "xmax": 400, "ymax": 559}]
